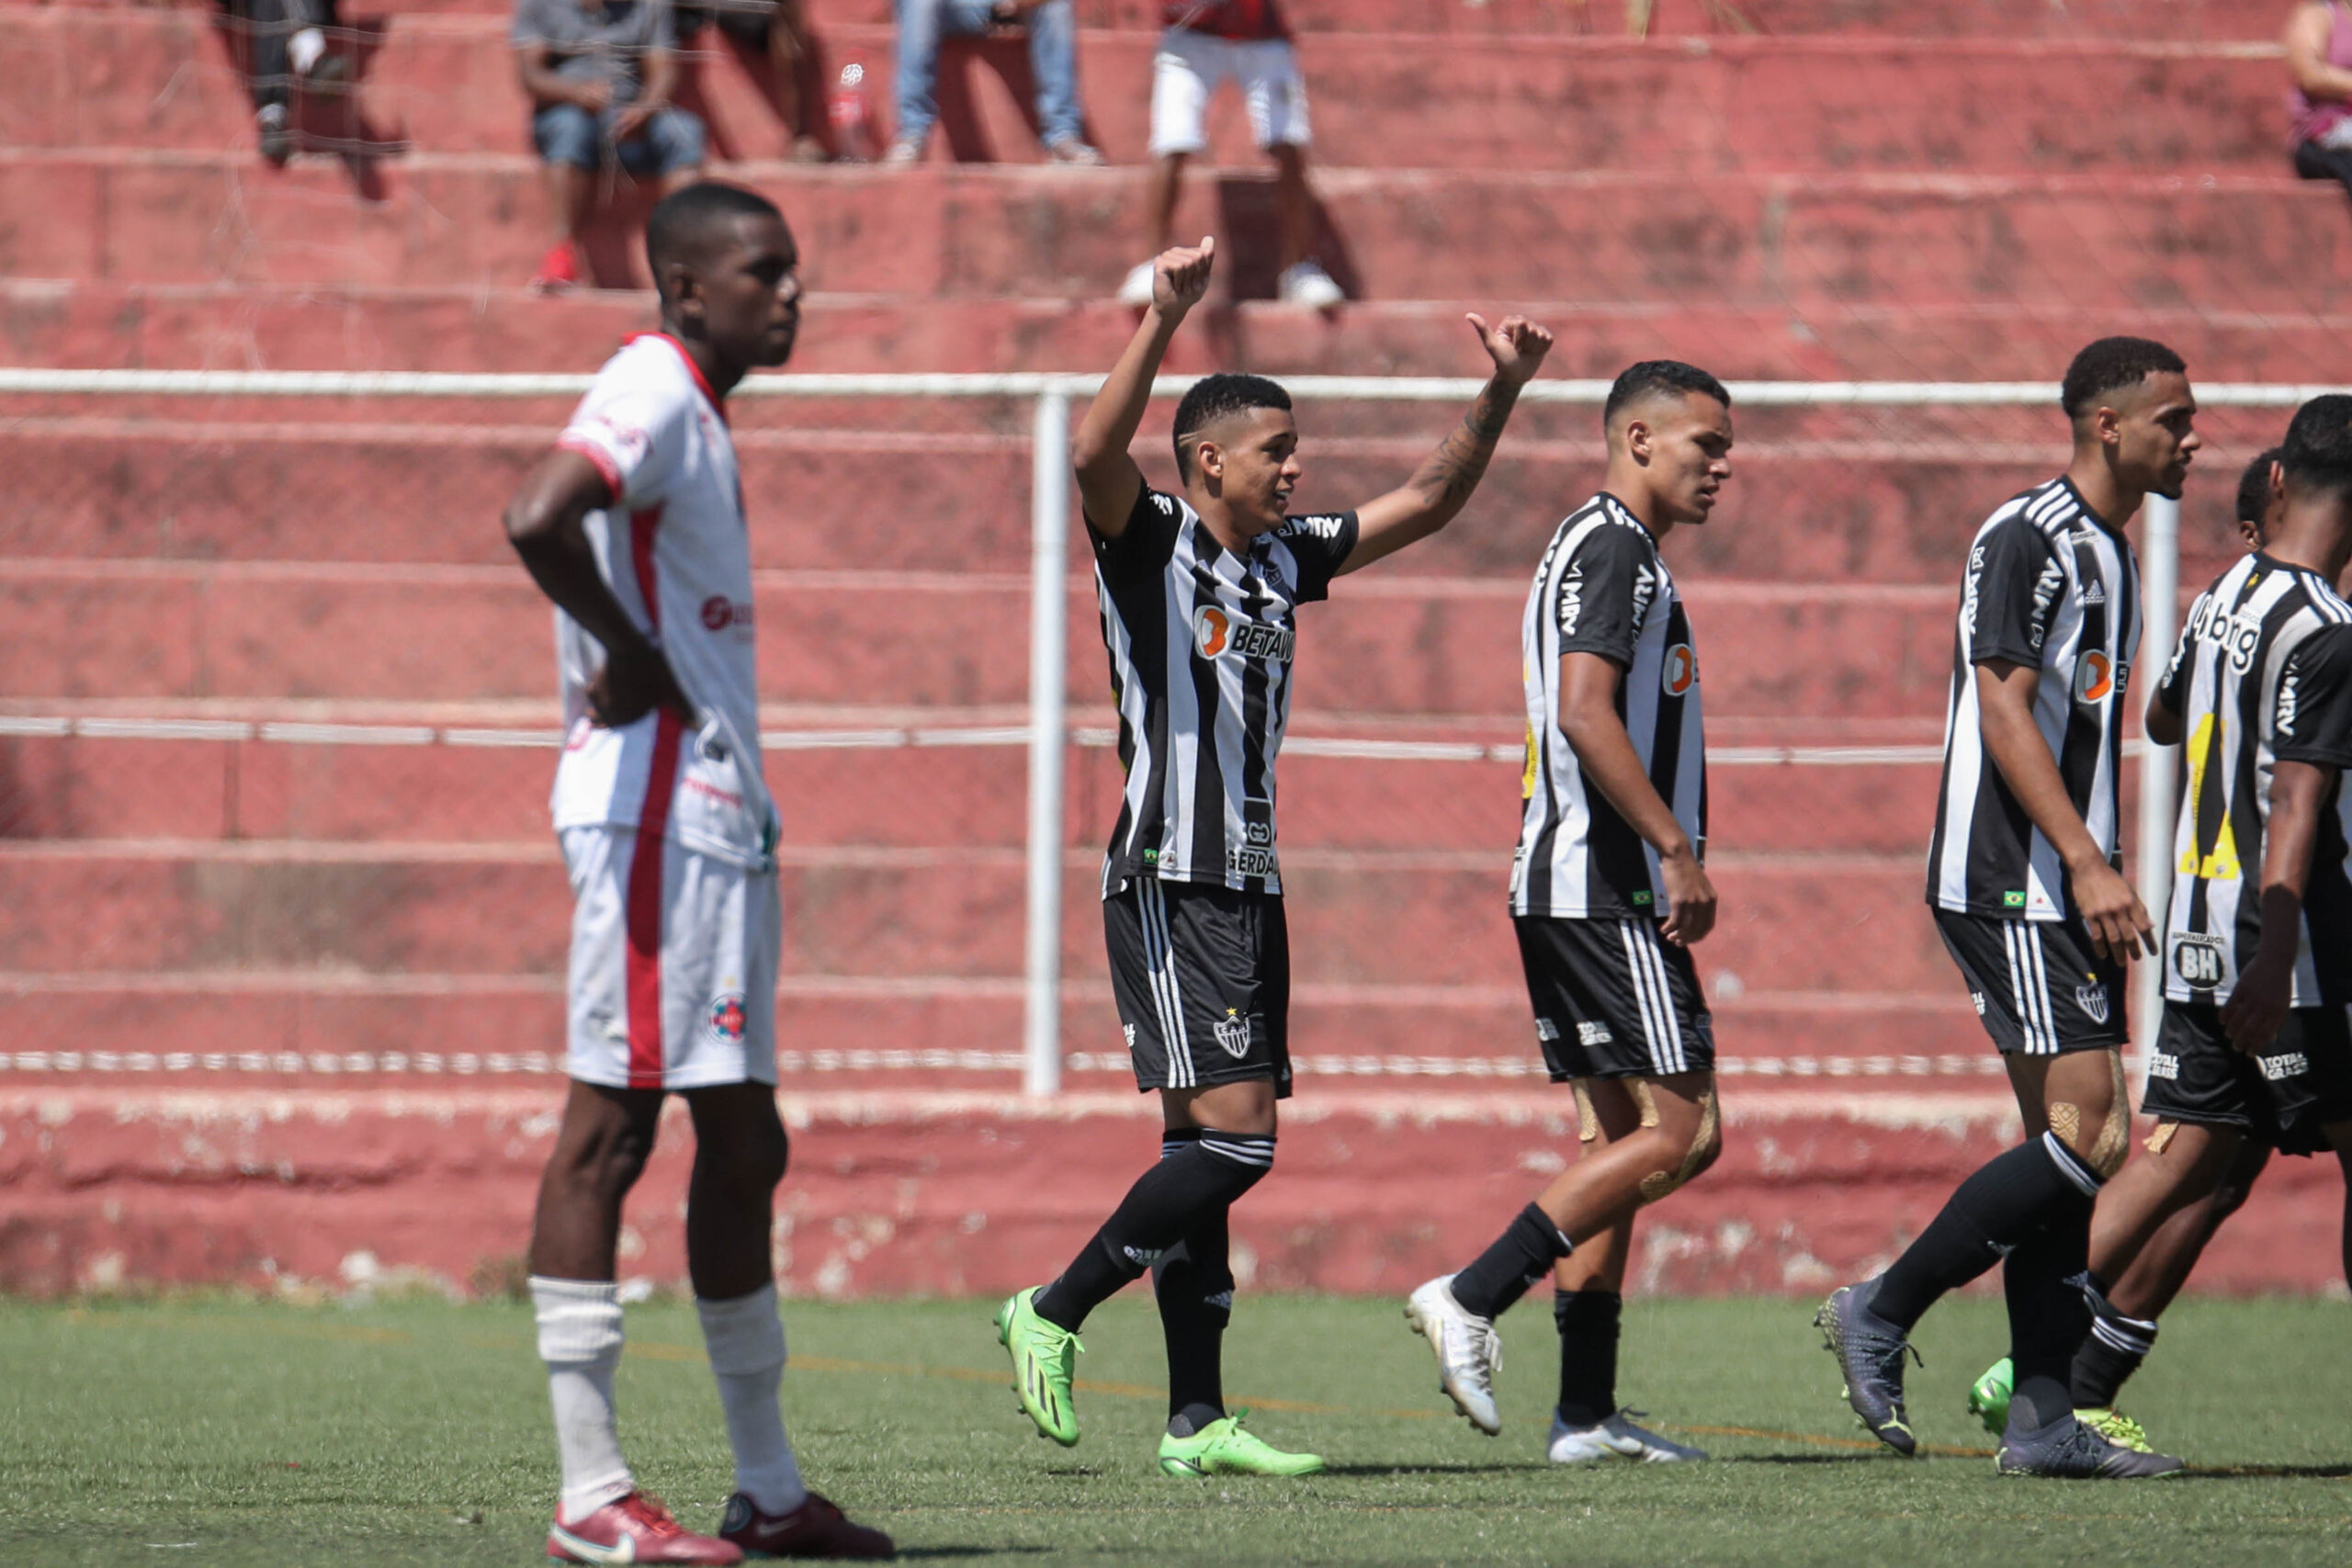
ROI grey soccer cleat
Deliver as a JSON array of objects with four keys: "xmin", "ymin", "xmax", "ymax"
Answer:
[
  {"xmin": 1547, "ymin": 1408, "xmax": 1708, "ymax": 1465},
  {"xmin": 1404, "ymin": 1275, "xmax": 1502, "ymax": 1436},
  {"xmin": 1996, "ymin": 1411, "xmax": 2185, "ymax": 1479},
  {"xmin": 1815, "ymin": 1281, "xmax": 1922, "ymax": 1456}
]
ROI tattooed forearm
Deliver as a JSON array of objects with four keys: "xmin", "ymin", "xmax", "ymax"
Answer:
[{"xmin": 1413, "ymin": 378, "xmax": 1521, "ymax": 513}]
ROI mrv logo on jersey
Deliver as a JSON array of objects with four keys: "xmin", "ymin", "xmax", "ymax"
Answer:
[{"xmin": 1193, "ymin": 605, "xmax": 1295, "ymax": 663}]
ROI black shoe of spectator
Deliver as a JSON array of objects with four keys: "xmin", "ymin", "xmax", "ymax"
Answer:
[{"xmin": 257, "ymin": 104, "xmax": 293, "ymax": 166}]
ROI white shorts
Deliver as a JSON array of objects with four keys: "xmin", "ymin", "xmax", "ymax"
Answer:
[
  {"xmin": 560, "ymin": 825, "xmax": 780, "ymax": 1090},
  {"xmin": 1148, "ymin": 30, "xmax": 1311, "ymax": 157}
]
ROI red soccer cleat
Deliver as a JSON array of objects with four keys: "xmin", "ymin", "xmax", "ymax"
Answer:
[
  {"xmin": 547, "ymin": 1492, "xmax": 745, "ymax": 1564},
  {"xmin": 718, "ymin": 1492, "xmax": 896, "ymax": 1560},
  {"xmin": 532, "ymin": 240, "xmax": 581, "ymax": 295}
]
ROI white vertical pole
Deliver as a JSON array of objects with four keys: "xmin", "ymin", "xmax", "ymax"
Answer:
[
  {"xmin": 2133, "ymin": 492, "xmax": 2180, "ymax": 1056},
  {"xmin": 1023, "ymin": 389, "xmax": 1072, "ymax": 1097}
]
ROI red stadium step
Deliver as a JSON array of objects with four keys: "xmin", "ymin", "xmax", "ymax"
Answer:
[
  {"xmin": 0, "ymin": 414, "xmax": 2282, "ymax": 587},
  {"xmin": 0, "ymin": 840, "xmax": 1998, "ymax": 996},
  {"xmin": 0, "ymin": 9, "xmax": 2290, "ymax": 175},
  {"xmin": 12, "ymin": 152, "xmax": 2351, "ymax": 309},
  {"xmin": 15, "ymin": 280, "xmax": 2352, "ymax": 386},
  {"xmin": 0, "ymin": 727, "xmax": 1949, "ymax": 855},
  {"xmin": 175, "ymin": 0, "xmax": 2298, "ymax": 42},
  {"xmin": 5, "ymin": 1082, "xmax": 2336, "ymax": 1297},
  {"xmin": 0, "ymin": 560, "xmax": 1974, "ymax": 720}
]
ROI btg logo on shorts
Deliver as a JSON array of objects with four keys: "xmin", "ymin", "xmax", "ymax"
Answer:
[{"xmin": 2170, "ymin": 933, "xmax": 2225, "ymax": 991}]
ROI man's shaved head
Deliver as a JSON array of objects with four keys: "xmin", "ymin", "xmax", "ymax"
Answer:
[{"xmin": 646, "ymin": 181, "xmax": 786, "ymax": 303}]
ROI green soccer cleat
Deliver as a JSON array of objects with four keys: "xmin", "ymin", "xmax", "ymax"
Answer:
[
  {"xmin": 1968, "ymin": 1356, "xmax": 2014, "ymax": 1437},
  {"xmin": 995, "ymin": 1287, "xmax": 1082, "ymax": 1447},
  {"xmin": 2078, "ymin": 1406, "xmax": 2156, "ymax": 1454},
  {"xmin": 1157, "ymin": 1410, "xmax": 1326, "ymax": 1478}
]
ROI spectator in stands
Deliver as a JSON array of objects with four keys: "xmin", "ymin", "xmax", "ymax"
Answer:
[
  {"xmin": 674, "ymin": 0, "xmax": 830, "ymax": 162},
  {"xmin": 885, "ymin": 0, "xmax": 1102, "ymax": 165},
  {"xmin": 2288, "ymin": 0, "xmax": 2352, "ymax": 197},
  {"xmin": 514, "ymin": 0, "xmax": 708, "ymax": 291},
  {"xmin": 1117, "ymin": 1, "xmax": 1340, "ymax": 308},
  {"xmin": 220, "ymin": 0, "xmax": 346, "ymax": 165}
]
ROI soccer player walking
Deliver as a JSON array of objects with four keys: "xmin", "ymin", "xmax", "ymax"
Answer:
[
  {"xmin": 503, "ymin": 182, "xmax": 891, "ymax": 1562},
  {"xmin": 994, "ymin": 236, "xmax": 1553, "ymax": 1476},
  {"xmin": 1970, "ymin": 409, "xmax": 2352, "ymax": 1451},
  {"xmin": 1404, "ymin": 362, "xmax": 1732, "ymax": 1464},
  {"xmin": 1818, "ymin": 338, "xmax": 2199, "ymax": 1480}
]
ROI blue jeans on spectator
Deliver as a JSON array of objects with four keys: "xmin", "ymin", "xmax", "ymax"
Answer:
[
  {"xmin": 532, "ymin": 101, "xmax": 707, "ymax": 177},
  {"xmin": 892, "ymin": 0, "xmax": 1080, "ymax": 149}
]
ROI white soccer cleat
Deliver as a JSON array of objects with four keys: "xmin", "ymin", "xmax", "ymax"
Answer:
[
  {"xmin": 1404, "ymin": 1275, "xmax": 1502, "ymax": 1436},
  {"xmin": 1547, "ymin": 1408, "xmax": 1709, "ymax": 1465},
  {"xmin": 1116, "ymin": 260, "xmax": 1158, "ymax": 307},
  {"xmin": 1277, "ymin": 259, "xmax": 1344, "ymax": 308}
]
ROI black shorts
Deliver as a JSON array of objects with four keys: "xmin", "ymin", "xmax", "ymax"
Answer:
[
  {"xmin": 2140, "ymin": 1001, "xmax": 2352, "ymax": 1157},
  {"xmin": 1515, "ymin": 915, "xmax": 1714, "ymax": 1080},
  {"xmin": 1103, "ymin": 877, "xmax": 1291, "ymax": 1099},
  {"xmin": 1933, "ymin": 909, "xmax": 2128, "ymax": 1056}
]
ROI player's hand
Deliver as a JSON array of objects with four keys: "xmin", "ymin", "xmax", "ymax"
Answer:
[
  {"xmin": 2068, "ymin": 858, "xmax": 2157, "ymax": 964},
  {"xmin": 2221, "ymin": 944, "xmax": 2293, "ymax": 1055},
  {"xmin": 1466, "ymin": 312, "xmax": 1554, "ymax": 388},
  {"xmin": 1151, "ymin": 237, "xmax": 1216, "ymax": 318},
  {"xmin": 1657, "ymin": 844, "xmax": 1717, "ymax": 947},
  {"xmin": 572, "ymin": 80, "xmax": 615, "ymax": 113},
  {"xmin": 612, "ymin": 101, "xmax": 659, "ymax": 139},
  {"xmin": 588, "ymin": 643, "xmax": 695, "ymax": 729}
]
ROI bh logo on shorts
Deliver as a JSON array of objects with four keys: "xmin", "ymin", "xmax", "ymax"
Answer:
[
  {"xmin": 707, "ymin": 992, "xmax": 748, "ymax": 1044},
  {"xmin": 1661, "ymin": 643, "xmax": 1697, "ymax": 696},
  {"xmin": 2074, "ymin": 650, "xmax": 2114, "ymax": 704}
]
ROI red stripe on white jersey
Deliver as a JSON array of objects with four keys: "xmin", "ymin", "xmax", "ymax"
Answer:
[{"xmin": 624, "ymin": 504, "xmax": 674, "ymax": 1089}]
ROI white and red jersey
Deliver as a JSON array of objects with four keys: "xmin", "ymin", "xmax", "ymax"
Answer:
[{"xmin": 549, "ymin": 333, "xmax": 777, "ymax": 868}]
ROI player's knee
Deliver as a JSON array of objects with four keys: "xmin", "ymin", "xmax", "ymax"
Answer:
[{"xmin": 1634, "ymin": 1085, "xmax": 1721, "ymax": 1204}]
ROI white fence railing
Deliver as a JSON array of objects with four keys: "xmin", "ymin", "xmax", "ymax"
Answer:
[{"xmin": 8, "ymin": 369, "xmax": 2241, "ymax": 1091}]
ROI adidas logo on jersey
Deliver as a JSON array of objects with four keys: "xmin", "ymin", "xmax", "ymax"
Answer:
[{"xmin": 2079, "ymin": 581, "xmax": 2106, "ymax": 606}]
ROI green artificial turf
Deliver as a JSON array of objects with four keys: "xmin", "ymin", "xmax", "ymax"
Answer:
[{"xmin": 2, "ymin": 1292, "xmax": 2347, "ymax": 1565}]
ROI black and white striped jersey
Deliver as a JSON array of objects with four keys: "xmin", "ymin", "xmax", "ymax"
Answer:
[
  {"xmin": 1928, "ymin": 477, "xmax": 2143, "ymax": 920},
  {"xmin": 2156, "ymin": 552, "xmax": 2352, "ymax": 1006},
  {"xmin": 1089, "ymin": 486, "xmax": 1359, "ymax": 897},
  {"xmin": 1510, "ymin": 492, "xmax": 1707, "ymax": 919}
]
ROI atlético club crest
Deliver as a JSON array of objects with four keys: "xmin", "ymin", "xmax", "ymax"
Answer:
[{"xmin": 2075, "ymin": 984, "xmax": 2110, "ymax": 1026}]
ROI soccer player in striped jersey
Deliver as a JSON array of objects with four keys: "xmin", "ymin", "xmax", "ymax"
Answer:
[
  {"xmin": 993, "ymin": 236, "xmax": 1554, "ymax": 1477},
  {"xmin": 1405, "ymin": 361, "xmax": 1729, "ymax": 1464},
  {"xmin": 503, "ymin": 184, "xmax": 889, "ymax": 1562},
  {"xmin": 1973, "ymin": 412, "xmax": 2352, "ymax": 1451},
  {"xmin": 1817, "ymin": 338, "xmax": 2200, "ymax": 1480}
]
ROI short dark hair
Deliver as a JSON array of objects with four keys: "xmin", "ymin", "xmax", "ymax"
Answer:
[
  {"xmin": 2278, "ymin": 394, "xmax": 2352, "ymax": 496},
  {"xmin": 2059, "ymin": 336, "xmax": 2187, "ymax": 421},
  {"xmin": 646, "ymin": 181, "xmax": 785, "ymax": 299},
  {"xmin": 1172, "ymin": 372, "xmax": 1292, "ymax": 480},
  {"xmin": 1603, "ymin": 360, "xmax": 1730, "ymax": 428},
  {"xmin": 2235, "ymin": 446, "xmax": 2282, "ymax": 527}
]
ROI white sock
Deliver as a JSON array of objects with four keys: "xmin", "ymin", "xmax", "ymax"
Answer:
[
  {"xmin": 696, "ymin": 1284, "xmax": 808, "ymax": 1514},
  {"xmin": 532, "ymin": 1276, "xmax": 635, "ymax": 1520},
  {"xmin": 288, "ymin": 27, "xmax": 325, "ymax": 76}
]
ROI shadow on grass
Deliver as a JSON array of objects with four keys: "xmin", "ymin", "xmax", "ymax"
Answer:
[
  {"xmin": 1315, "ymin": 1462, "xmax": 1547, "ymax": 1477},
  {"xmin": 899, "ymin": 1549, "xmax": 1056, "ymax": 1561},
  {"xmin": 2183, "ymin": 1463, "xmax": 2352, "ymax": 1480}
]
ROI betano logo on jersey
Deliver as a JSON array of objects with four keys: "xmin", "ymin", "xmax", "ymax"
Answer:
[
  {"xmin": 1661, "ymin": 643, "xmax": 1697, "ymax": 696},
  {"xmin": 1193, "ymin": 604, "xmax": 1294, "ymax": 663},
  {"xmin": 2074, "ymin": 649, "xmax": 2114, "ymax": 704}
]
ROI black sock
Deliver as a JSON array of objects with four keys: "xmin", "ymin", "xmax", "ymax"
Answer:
[
  {"xmin": 1870, "ymin": 1133, "xmax": 2103, "ymax": 1331},
  {"xmin": 1553, "ymin": 1289, "xmax": 1623, "ymax": 1429},
  {"xmin": 1450, "ymin": 1203, "xmax": 1574, "ymax": 1321},
  {"xmin": 1154, "ymin": 1196, "xmax": 1233, "ymax": 1438},
  {"xmin": 2001, "ymin": 1201, "xmax": 2094, "ymax": 1428},
  {"xmin": 2070, "ymin": 1303, "xmax": 2157, "ymax": 1409},
  {"xmin": 1033, "ymin": 1130, "xmax": 1272, "ymax": 1332}
]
